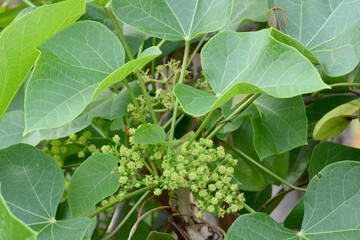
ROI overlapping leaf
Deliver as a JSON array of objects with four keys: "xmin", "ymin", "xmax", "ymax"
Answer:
[
  {"xmin": 313, "ymin": 98, "xmax": 360, "ymax": 140},
  {"xmin": 111, "ymin": 0, "xmax": 233, "ymax": 41},
  {"xmin": 68, "ymin": 153, "xmax": 120, "ymax": 217},
  {"xmin": 309, "ymin": 141, "xmax": 360, "ymax": 177},
  {"xmin": 273, "ymin": 0, "xmax": 360, "ymax": 76},
  {"xmin": 0, "ymin": 144, "xmax": 94, "ymax": 240},
  {"xmin": 174, "ymin": 29, "xmax": 328, "ymax": 116},
  {"xmin": 227, "ymin": 161, "xmax": 360, "ymax": 239},
  {"xmin": 0, "ymin": 191, "xmax": 37, "ymax": 240},
  {"xmin": 133, "ymin": 124, "xmax": 181, "ymax": 146},
  {"xmin": 0, "ymin": 0, "xmax": 86, "ymax": 119},
  {"xmin": 223, "ymin": 0, "xmax": 268, "ymax": 30},
  {"xmin": 24, "ymin": 21, "xmax": 161, "ymax": 134}
]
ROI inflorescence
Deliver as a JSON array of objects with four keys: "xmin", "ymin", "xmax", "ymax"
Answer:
[{"xmin": 99, "ymin": 130, "xmax": 245, "ymax": 218}]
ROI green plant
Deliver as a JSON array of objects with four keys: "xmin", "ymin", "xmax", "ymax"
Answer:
[{"xmin": 0, "ymin": 0, "xmax": 360, "ymax": 239}]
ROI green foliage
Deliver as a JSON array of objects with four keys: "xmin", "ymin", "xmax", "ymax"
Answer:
[
  {"xmin": 68, "ymin": 153, "xmax": 121, "ymax": 217},
  {"xmin": 0, "ymin": 191, "xmax": 37, "ymax": 240},
  {"xmin": 227, "ymin": 161, "xmax": 360, "ymax": 239},
  {"xmin": 273, "ymin": 0, "xmax": 360, "ymax": 76},
  {"xmin": 0, "ymin": 0, "xmax": 86, "ymax": 119},
  {"xmin": 147, "ymin": 231, "xmax": 176, "ymax": 240},
  {"xmin": 174, "ymin": 29, "xmax": 328, "ymax": 116},
  {"xmin": 0, "ymin": 0, "xmax": 360, "ymax": 238},
  {"xmin": 313, "ymin": 98, "xmax": 360, "ymax": 140},
  {"xmin": 0, "ymin": 144, "xmax": 94, "ymax": 239},
  {"xmin": 112, "ymin": 0, "xmax": 233, "ymax": 41}
]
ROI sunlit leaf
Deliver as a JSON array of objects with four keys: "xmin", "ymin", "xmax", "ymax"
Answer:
[
  {"xmin": 0, "ymin": 0, "xmax": 86, "ymax": 119},
  {"xmin": 313, "ymin": 98, "xmax": 360, "ymax": 140},
  {"xmin": 111, "ymin": 0, "xmax": 233, "ymax": 41},
  {"xmin": 24, "ymin": 21, "xmax": 161, "ymax": 134},
  {"xmin": 273, "ymin": 0, "xmax": 360, "ymax": 76},
  {"xmin": 174, "ymin": 29, "xmax": 328, "ymax": 116}
]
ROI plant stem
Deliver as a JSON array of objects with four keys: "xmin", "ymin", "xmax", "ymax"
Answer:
[
  {"xmin": 312, "ymin": 82, "xmax": 360, "ymax": 96},
  {"xmin": 103, "ymin": 191, "xmax": 150, "ymax": 240},
  {"xmin": 243, "ymin": 203, "xmax": 256, "ymax": 213},
  {"xmin": 123, "ymin": 80, "xmax": 147, "ymax": 124},
  {"xmin": 105, "ymin": 6, "xmax": 157, "ymax": 124},
  {"xmin": 22, "ymin": 0, "xmax": 35, "ymax": 7},
  {"xmin": 225, "ymin": 142, "xmax": 307, "ymax": 192},
  {"xmin": 151, "ymin": 37, "xmax": 157, "ymax": 91},
  {"xmin": 91, "ymin": 122, "xmax": 107, "ymax": 139},
  {"xmin": 113, "ymin": 84, "xmax": 119, "ymax": 94},
  {"xmin": 87, "ymin": 185, "xmax": 158, "ymax": 218},
  {"xmin": 186, "ymin": 33, "xmax": 208, "ymax": 69},
  {"xmin": 169, "ymin": 40, "xmax": 190, "ymax": 142},
  {"xmin": 157, "ymin": 39, "xmax": 167, "ymax": 48},
  {"xmin": 187, "ymin": 110, "xmax": 214, "ymax": 148},
  {"xmin": 206, "ymin": 94, "xmax": 261, "ymax": 139}
]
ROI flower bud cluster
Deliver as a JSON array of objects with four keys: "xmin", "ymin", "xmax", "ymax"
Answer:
[
  {"xmin": 101, "ymin": 133, "xmax": 245, "ymax": 218},
  {"xmin": 159, "ymin": 139, "xmax": 244, "ymax": 217}
]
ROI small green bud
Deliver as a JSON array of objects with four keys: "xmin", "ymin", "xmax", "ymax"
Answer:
[
  {"xmin": 119, "ymin": 176, "xmax": 128, "ymax": 184},
  {"xmin": 83, "ymin": 131, "xmax": 92, "ymax": 138},
  {"xmin": 207, "ymin": 205, "xmax": 215, "ymax": 213},
  {"xmin": 215, "ymin": 181, "xmax": 223, "ymax": 189},
  {"xmin": 88, "ymin": 144, "xmax": 97, "ymax": 152},
  {"xmin": 51, "ymin": 146, "xmax": 60, "ymax": 154},
  {"xmin": 196, "ymin": 211, "xmax": 203, "ymax": 218},
  {"xmin": 78, "ymin": 151, "xmax": 85, "ymax": 158},
  {"xmin": 79, "ymin": 136, "xmax": 87, "ymax": 143},
  {"xmin": 211, "ymin": 197, "xmax": 219, "ymax": 205},
  {"xmin": 208, "ymin": 184, "xmax": 216, "ymax": 192},
  {"xmin": 189, "ymin": 172, "xmax": 197, "ymax": 180},
  {"xmin": 51, "ymin": 139, "xmax": 61, "ymax": 146},
  {"xmin": 112, "ymin": 135, "xmax": 120, "ymax": 144},
  {"xmin": 69, "ymin": 133, "xmax": 77, "ymax": 141},
  {"xmin": 154, "ymin": 188, "xmax": 162, "ymax": 196},
  {"xmin": 60, "ymin": 146, "xmax": 67, "ymax": 154}
]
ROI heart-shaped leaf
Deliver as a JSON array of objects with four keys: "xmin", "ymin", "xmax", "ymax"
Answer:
[
  {"xmin": 174, "ymin": 29, "xmax": 328, "ymax": 116},
  {"xmin": 309, "ymin": 141, "xmax": 360, "ymax": 178},
  {"xmin": 24, "ymin": 21, "xmax": 161, "ymax": 134},
  {"xmin": 68, "ymin": 153, "xmax": 121, "ymax": 218},
  {"xmin": 273, "ymin": 0, "xmax": 360, "ymax": 76},
  {"xmin": 313, "ymin": 98, "xmax": 360, "ymax": 140},
  {"xmin": 0, "ymin": 0, "xmax": 86, "ymax": 119},
  {"xmin": 223, "ymin": 0, "xmax": 268, "ymax": 30},
  {"xmin": 227, "ymin": 161, "xmax": 360, "ymax": 239},
  {"xmin": 0, "ymin": 144, "xmax": 94, "ymax": 240},
  {"xmin": 0, "ymin": 190, "xmax": 37, "ymax": 240},
  {"xmin": 111, "ymin": 0, "xmax": 233, "ymax": 41}
]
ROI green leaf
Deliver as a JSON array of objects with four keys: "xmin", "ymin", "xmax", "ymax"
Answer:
[
  {"xmin": 309, "ymin": 141, "xmax": 360, "ymax": 178},
  {"xmin": 242, "ymin": 95, "xmax": 308, "ymax": 160},
  {"xmin": 313, "ymin": 98, "xmax": 360, "ymax": 140},
  {"xmin": 89, "ymin": 0, "xmax": 110, "ymax": 7},
  {"xmin": 230, "ymin": 150, "xmax": 266, "ymax": 191},
  {"xmin": 0, "ymin": 111, "xmax": 39, "ymax": 150},
  {"xmin": 306, "ymin": 95, "xmax": 358, "ymax": 137},
  {"xmin": 0, "ymin": 5, "xmax": 27, "ymax": 28},
  {"xmin": 133, "ymin": 124, "xmax": 181, "ymax": 146},
  {"xmin": 80, "ymin": 3, "xmax": 146, "ymax": 55},
  {"xmin": 0, "ymin": 144, "xmax": 94, "ymax": 239},
  {"xmin": 0, "ymin": 190, "xmax": 37, "ymax": 240},
  {"xmin": 233, "ymin": 118, "xmax": 289, "ymax": 185},
  {"xmin": 111, "ymin": 0, "xmax": 233, "ymax": 41},
  {"xmin": 0, "ymin": 83, "xmax": 141, "ymax": 149},
  {"xmin": 273, "ymin": 0, "xmax": 360, "ymax": 76},
  {"xmin": 0, "ymin": 0, "xmax": 86, "ymax": 120},
  {"xmin": 24, "ymin": 21, "xmax": 161, "ymax": 134},
  {"xmin": 284, "ymin": 197, "xmax": 304, "ymax": 230},
  {"xmin": 174, "ymin": 29, "xmax": 328, "ymax": 116},
  {"xmin": 147, "ymin": 231, "xmax": 176, "ymax": 240},
  {"xmin": 228, "ymin": 161, "xmax": 360, "ymax": 239},
  {"xmin": 284, "ymin": 140, "xmax": 316, "ymax": 188},
  {"xmin": 68, "ymin": 153, "xmax": 121, "ymax": 218},
  {"xmin": 243, "ymin": 185, "xmax": 272, "ymax": 211},
  {"xmin": 223, "ymin": 0, "xmax": 268, "ymax": 30}
]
